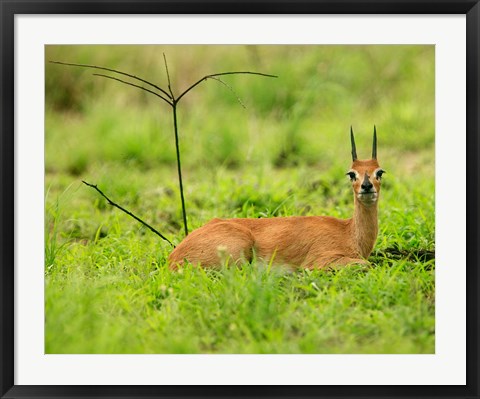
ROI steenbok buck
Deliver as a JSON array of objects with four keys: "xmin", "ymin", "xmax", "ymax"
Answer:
[{"xmin": 169, "ymin": 127, "xmax": 385, "ymax": 270}]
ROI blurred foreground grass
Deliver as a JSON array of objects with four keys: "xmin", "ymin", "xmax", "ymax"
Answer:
[{"xmin": 45, "ymin": 45, "xmax": 435, "ymax": 354}]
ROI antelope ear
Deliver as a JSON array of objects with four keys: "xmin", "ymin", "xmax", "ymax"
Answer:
[
  {"xmin": 350, "ymin": 126, "xmax": 358, "ymax": 161},
  {"xmin": 372, "ymin": 125, "xmax": 377, "ymax": 160}
]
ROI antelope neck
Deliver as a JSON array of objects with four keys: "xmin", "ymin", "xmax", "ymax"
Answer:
[{"xmin": 352, "ymin": 199, "xmax": 379, "ymax": 258}]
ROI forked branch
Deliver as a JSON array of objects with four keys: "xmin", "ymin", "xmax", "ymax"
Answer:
[{"xmin": 52, "ymin": 56, "xmax": 277, "ymax": 238}]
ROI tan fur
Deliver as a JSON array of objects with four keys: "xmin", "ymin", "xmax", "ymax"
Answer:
[{"xmin": 169, "ymin": 157, "xmax": 383, "ymax": 270}]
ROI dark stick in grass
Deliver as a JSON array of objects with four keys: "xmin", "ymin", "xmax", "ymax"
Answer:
[
  {"xmin": 51, "ymin": 58, "xmax": 277, "ymax": 237},
  {"xmin": 82, "ymin": 181, "xmax": 175, "ymax": 248}
]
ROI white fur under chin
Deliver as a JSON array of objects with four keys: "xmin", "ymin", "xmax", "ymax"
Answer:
[{"xmin": 357, "ymin": 193, "xmax": 378, "ymax": 205}]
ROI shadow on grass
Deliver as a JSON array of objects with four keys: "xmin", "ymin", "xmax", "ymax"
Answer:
[{"xmin": 372, "ymin": 246, "xmax": 435, "ymax": 267}]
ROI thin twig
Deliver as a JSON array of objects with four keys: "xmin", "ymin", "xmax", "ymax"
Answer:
[
  {"xmin": 93, "ymin": 74, "xmax": 172, "ymax": 106},
  {"xmin": 82, "ymin": 181, "xmax": 175, "ymax": 247},
  {"xmin": 163, "ymin": 53, "xmax": 175, "ymax": 100},
  {"xmin": 176, "ymin": 71, "xmax": 278, "ymax": 104},
  {"xmin": 208, "ymin": 77, "xmax": 246, "ymax": 109},
  {"xmin": 49, "ymin": 60, "xmax": 173, "ymax": 100}
]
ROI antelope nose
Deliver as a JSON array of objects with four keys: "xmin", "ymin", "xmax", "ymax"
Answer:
[
  {"xmin": 361, "ymin": 181, "xmax": 373, "ymax": 190},
  {"xmin": 361, "ymin": 174, "xmax": 373, "ymax": 191}
]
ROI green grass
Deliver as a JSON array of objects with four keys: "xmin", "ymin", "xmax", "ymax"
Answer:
[{"xmin": 45, "ymin": 45, "xmax": 435, "ymax": 354}]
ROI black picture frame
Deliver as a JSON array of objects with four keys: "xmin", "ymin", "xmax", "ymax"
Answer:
[{"xmin": 1, "ymin": 1, "xmax": 479, "ymax": 398}]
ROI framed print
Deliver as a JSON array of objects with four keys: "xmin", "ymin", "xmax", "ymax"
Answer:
[{"xmin": 1, "ymin": 1, "xmax": 479, "ymax": 398}]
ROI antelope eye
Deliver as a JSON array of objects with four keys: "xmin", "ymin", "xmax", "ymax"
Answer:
[
  {"xmin": 376, "ymin": 169, "xmax": 385, "ymax": 179},
  {"xmin": 346, "ymin": 171, "xmax": 357, "ymax": 181}
]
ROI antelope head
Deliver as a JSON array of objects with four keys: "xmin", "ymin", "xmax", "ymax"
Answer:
[{"xmin": 346, "ymin": 126, "xmax": 385, "ymax": 207}]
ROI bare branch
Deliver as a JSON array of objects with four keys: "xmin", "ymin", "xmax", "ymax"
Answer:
[
  {"xmin": 49, "ymin": 60, "xmax": 173, "ymax": 101},
  {"xmin": 55, "ymin": 59, "xmax": 277, "ymax": 242},
  {"xmin": 176, "ymin": 71, "xmax": 278, "ymax": 104},
  {"xmin": 82, "ymin": 181, "xmax": 175, "ymax": 247},
  {"xmin": 92, "ymin": 74, "xmax": 173, "ymax": 106}
]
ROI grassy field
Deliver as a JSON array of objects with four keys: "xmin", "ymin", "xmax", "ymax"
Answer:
[{"xmin": 45, "ymin": 45, "xmax": 435, "ymax": 354}]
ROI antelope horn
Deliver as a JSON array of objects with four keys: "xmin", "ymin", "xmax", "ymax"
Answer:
[
  {"xmin": 350, "ymin": 126, "xmax": 358, "ymax": 161},
  {"xmin": 372, "ymin": 125, "xmax": 377, "ymax": 159}
]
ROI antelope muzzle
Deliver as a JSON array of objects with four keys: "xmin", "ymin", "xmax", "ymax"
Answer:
[{"xmin": 358, "ymin": 172, "xmax": 377, "ymax": 204}]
